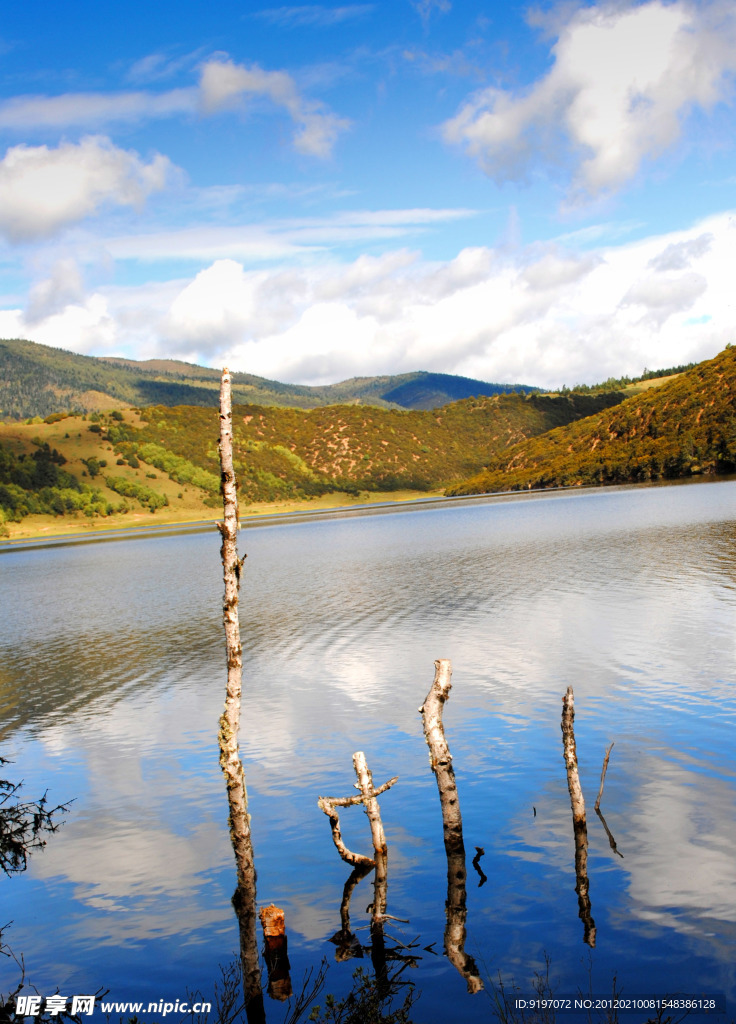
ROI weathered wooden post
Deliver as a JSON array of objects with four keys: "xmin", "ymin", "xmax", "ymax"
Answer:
[
  {"xmin": 259, "ymin": 905, "xmax": 292, "ymax": 1001},
  {"xmin": 420, "ymin": 659, "xmax": 483, "ymax": 994},
  {"xmin": 561, "ymin": 686, "xmax": 596, "ymax": 947},
  {"xmin": 217, "ymin": 368, "xmax": 265, "ymax": 1023}
]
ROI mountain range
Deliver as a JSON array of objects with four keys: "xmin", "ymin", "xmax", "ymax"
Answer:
[
  {"xmin": 0, "ymin": 337, "xmax": 538, "ymax": 420},
  {"xmin": 2, "ymin": 337, "xmax": 734, "ymax": 538}
]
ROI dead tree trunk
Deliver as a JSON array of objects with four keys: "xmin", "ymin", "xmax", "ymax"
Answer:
[
  {"xmin": 594, "ymin": 742, "xmax": 614, "ymax": 812},
  {"xmin": 318, "ymin": 774, "xmax": 398, "ymax": 869},
  {"xmin": 217, "ymin": 368, "xmax": 264, "ymax": 1023},
  {"xmin": 561, "ymin": 686, "xmax": 596, "ymax": 948},
  {"xmin": 318, "ymin": 755, "xmax": 398, "ymax": 986},
  {"xmin": 420, "ymin": 660, "xmax": 483, "ymax": 994},
  {"xmin": 352, "ymin": 751, "xmax": 390, "ymax": 995}
]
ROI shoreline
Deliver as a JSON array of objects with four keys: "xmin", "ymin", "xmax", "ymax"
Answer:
[
  {"xmin": 4, "ymin": 473, "xmax": 731, "ymax": 550},
  {"xmin": 0, "ymin": 488, "xmax": 445, "ymax": 546}
]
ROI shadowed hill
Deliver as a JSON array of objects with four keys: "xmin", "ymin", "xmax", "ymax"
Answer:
[{"xmin": 446, "ymin": 345, "xmax": 736, "ymax": 495}]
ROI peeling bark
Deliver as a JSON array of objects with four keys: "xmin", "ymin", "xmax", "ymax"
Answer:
[
  {"xmin": 217, "ymin": 368, "xmax": 264, "ymax": 1023},
  {"xmin": 561, "ymin": 686, "xmax": 596, "ymax": 948},
  {"xmin": 420, "ymin": 660, "xmax": 483, "ymax": 994}
]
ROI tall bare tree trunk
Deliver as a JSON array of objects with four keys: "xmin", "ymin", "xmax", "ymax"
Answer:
[
  {"xmin": 420, "ymin": 660, "xmax": 483, "ymax": 994},
  {"xmin": 217, "ymin": 368, "xmax": 265, "ymax": 1022},
  {"xmin": 561, "ymin": 686, "xmax": 596, "ymax": 948}
]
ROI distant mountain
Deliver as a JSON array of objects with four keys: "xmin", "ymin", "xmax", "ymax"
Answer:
[
  {"xmin": 446, "ymin": 345, "xmax": 736, "ymax": 495},
  {"xmin": 0, "ymin": 337, "xmax": 538, "ymax": 420}
]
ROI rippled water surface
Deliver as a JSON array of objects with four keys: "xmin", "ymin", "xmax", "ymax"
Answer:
[{"xmin": 1, "ymin": 481, "xmax": 735, "ymax": 1021}]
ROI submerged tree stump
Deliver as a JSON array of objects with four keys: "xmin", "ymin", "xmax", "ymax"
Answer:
[
  {"xmin": 217, "ymin": 368, "xmax": 264, "ymax": 1022},
  {"xmin": 259, "ymin": 905, "xmax": 292, "ymax": 1001}
]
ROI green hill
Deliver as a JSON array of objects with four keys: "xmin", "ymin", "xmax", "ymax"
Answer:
[
  {"xmin": 0, "ymin": 389, "xmax": 625, "ymax": 530},
  {"xmin": 446, "ymin": 346, "xmax": 736, "ymax": 496},
  {"xmin": 123, "ymin": 390, "xmax": 625, "ymax": 501},
  {"xmin": 0, "ymin": 337, "xmax": 537, "ymax": 420}
]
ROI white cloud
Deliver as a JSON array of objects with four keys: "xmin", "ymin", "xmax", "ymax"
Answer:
[
  {"xmin": 621, "ymin": 270, "xmax": 708, "ymax": 325},
  {"xmin": 125, "ymin": 49, "xmax": 206, "ymax": 84},
  {"xmin": 0, "ymin": 136, "xmax": 174, "ymax": 242},
  {"xmin": 443, "ymin": 0, "xmax": 736, "ymax": 198},
  {"xmin": 198, "ymin": 57, "xmax": 350, "ymax": 157},
  {"xmin": 648, "ymin": 232, "xmax": 714, "ymax": 271},
  {"xmin": 0, "ymin": 57, "xmax": 348, "ymax": 158},
  {"xmin": 7, "ymin": 211, "xmax": 736, "ymax": 388},
  {"xmin": 412, "ymin": 0, "xmax": 452, "ymax": 26},
  {"xmin": 0, "ymin": 89, "xmax": 196, "ymax": 130},
  {"xmin": 103, "ymin": 207, "xmax": 475, "ymax": 262},
  {"xmin": 254, "ymin": 5, "xmax": 375, "ymax": 27},
  {"xmin": 25, "ymin": 258, "xmax": 86, "ymax": 323}
]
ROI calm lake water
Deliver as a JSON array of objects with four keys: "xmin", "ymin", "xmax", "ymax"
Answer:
[{"xmin": 1, "ymin": 480, "xmax": 735, "ymax": 1022}]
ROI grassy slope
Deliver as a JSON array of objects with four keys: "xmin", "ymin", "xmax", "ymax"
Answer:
[
  {"xmin": 0, "ymin": 389, "xmax": 625, "ymax": 538},
  {"xmin": 447, "ymin": 346, "xmax": 736, "ymax": 495},
  {"xmin": 0, "ymin": 414, "xmax": 432, "ymax": 541},
  {"xmin": 133, "ymin": 390, "xmax": 625, "ymax": 501}
]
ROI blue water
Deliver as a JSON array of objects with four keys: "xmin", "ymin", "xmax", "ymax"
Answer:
[{"xmin": 1, "ymin": 480, "xmax": 735, "ymax": 1022}]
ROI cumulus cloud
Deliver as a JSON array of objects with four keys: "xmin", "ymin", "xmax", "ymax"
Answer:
[
  {"xmin": 443, "ymin": 0, "xmax": 736, "ymax": 197},
  {"xmin": 0, "ymin": 136, "xmax": 174, "ymax": 242},
  {"xmin": 621, "ymin": 271, "xmax": 708, "ymax": 325},
  {"xmin": 25, "ymin": 258, "xmax": 86, "ymax": 323},
  {"xmin": 8, "ymin": 212, "xmax": 735, "ymax": 388},
  {"xmin": 648, "ymin": 232, "xmax": 714, "ymax": 271},
  {"xmin": 198, "ymin": 57, "xmax": 350, "ymax": 157}
]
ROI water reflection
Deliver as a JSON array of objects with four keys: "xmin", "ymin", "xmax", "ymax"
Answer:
[
  {"xmin": 1, "ymin": 481, "xmax": 736, "ymax": 1019},
  {"xmin": 420, "ymin": 660, "xmax": 483, "ymax": 993}
]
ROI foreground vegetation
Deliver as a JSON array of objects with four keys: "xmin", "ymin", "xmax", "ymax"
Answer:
[{"xmin": 448, "ymin": 346, "xmax": 736, "ymax": 495}]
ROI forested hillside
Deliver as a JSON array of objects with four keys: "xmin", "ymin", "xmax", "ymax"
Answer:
[
  {"xmin": 0, "ymin": 389, "xmax": 624, "ymax": 529},
  {"xmin": 447, "ymin": 346, "xmax": 736, "ymax": 495},
  {"xmin": 0, "ymin": 338, "xmax": 537, "ymax": 419},
  {"xmin": 127, "ymin": 390, "xmax": 624, "ymax": 500}
]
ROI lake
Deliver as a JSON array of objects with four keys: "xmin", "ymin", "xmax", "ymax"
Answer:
[{"xmin": 1, "ymin": 480, "xmax": 735, "ymax": 1022}]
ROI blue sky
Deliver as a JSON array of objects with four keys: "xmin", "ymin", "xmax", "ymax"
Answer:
[{"xmin": 1, "ymin": 0, "xmax": 735, "ymax": 388}]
